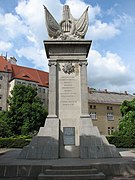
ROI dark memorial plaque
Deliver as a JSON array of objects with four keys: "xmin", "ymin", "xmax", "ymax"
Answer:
[{"xmin": 63, "ymin": 127, "xmax": 75, "ymax": 145}]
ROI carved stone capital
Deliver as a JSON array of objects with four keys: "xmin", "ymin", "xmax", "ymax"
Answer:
[
  {"xmin": 48, "ymin": 62, "xmax": 57, "ymax": 67},
  {"xmin": 79, "ymin": 62, "xmax": 88, "ymax": 66}
]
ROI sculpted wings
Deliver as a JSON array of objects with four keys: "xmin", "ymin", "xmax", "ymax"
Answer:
[
  {"xmin": 44, "ymin": 5, "xmax": 89, "ymax": 40},
  {"xmin": 44, "ymin": 6, "xmax": 62, "ymax": 39},
  {"xmin": 74, "ymin": 7, "xmax": 89, "ymax": 38}
]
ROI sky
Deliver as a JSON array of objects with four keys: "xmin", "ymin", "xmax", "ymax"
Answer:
[{"xmin": 0, "ymin": 0, "xmax": 135, "ymax": 94}]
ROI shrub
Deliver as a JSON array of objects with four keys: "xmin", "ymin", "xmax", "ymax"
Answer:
[
  {"xmin": 107, "ymin": 135, "xmax": 135, "ymax": 148},
  {"xmin": 0, "ymin": 136, "xmax": 31, "ymax": 148}
]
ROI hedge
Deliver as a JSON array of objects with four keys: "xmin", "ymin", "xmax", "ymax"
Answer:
[
  {"xmin": 1, "ymin": 135, "xmax": 135, "ymax": 149},
  {"xmin": 107, "ymin": 135, "xmax": 135, "ymax": 148},
  {"xmin": 0, "ymin": 136, "xmax": 31, "ymax": 148}
]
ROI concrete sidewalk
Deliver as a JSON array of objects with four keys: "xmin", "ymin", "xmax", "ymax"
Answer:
[{"xmin": 0, "ymin": 148, "xmax": 135, "ymax": 179}]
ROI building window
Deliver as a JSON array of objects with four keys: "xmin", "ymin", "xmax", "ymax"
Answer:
[
  {"xmin": 22, "ymin": 82, "xmax": 26, "ymax": 85},
  {"xmin": 0, "ymin": 107, "xmax": 2, "ymax": 111},
  {"xmin": 38, "ymin": 88, "xmax": 41, "ymax": 93},
  {"xmin": 90, "ymin": 105, "xmax": 96, "ymax": 109},
  {"xmin": 17, "ymin": 81, "xmax": 21, "ymax": 84},
  {"xmin": 90, "ymin": 112, "xmax": 97, "ymax": 120},
  {"xmin": 0, "ymin": 75, "xmax": 3, "ymax": 80},
  {"xmin": 0, "ymin": 95, "xmax": 2, "ymax": 99},
  {"xmin": 107, "ymin": 106, "xmax": 113, "ymax": 110},
  {"xmin": 43, "ymin": 89, "xmax": 46, "ymax": 93},
  {"xmin": 107, "ymin": 113, "xmax": 114, "ymax": 121},
  {"xmin": 33, "ymin": 84, "xmax": 36, "ymax": 87},
  {"xmin": 108, "ymin": 127, "xmax": 114, "ymax": 135}
]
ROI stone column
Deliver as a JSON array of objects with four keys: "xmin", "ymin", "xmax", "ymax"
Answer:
[
  {"xmin": 48, "ymin": 61, "xmax": 57, "ymax": 118},
  {"xmin": 79, "ymin": 61, "xmax": 89, "ymax": 117}
]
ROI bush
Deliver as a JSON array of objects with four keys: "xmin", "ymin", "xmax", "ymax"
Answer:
[
  {"xmin": 107, "ymin": 135, "xmax": 135, "ymax": 148},
  {"xmin": 0, "ymin": 136, "xmax": 31, "ymax": 148}
]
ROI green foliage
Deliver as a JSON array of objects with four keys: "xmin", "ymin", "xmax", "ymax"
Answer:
[
  {"xmin": 0, "ymin": 111, "xmax": 12, "ymax": 137},
  {"xmin": 1, "ymin": 84, "xmax": 48, "ymax": 136},
  {"xmin": 117, "ymin": 98, "xmax": 135, "ymax": 136},
  {"xmin": 107, "ymin": 135, "xmax": 135, "ymax": 148},
  {"xmin": 0, "ymin": 136, "xmax": 31, "ymax": 148},
  {"xmin": 109, "ymin": 98, "xmax": 135, "ymax": 148}
]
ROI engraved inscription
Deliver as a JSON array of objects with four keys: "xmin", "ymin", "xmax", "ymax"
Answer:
[
  {"xmin": 59, "ymin": 76, "xmax": 78, "ymax": 106},
  {"xmin": 63, "ymin": 127, "xmax": 75, "ymax": 145}
]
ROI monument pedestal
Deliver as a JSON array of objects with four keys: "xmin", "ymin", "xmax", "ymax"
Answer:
[
  {"xmin": 19, "ymin": 117, "xmax": 60, "ymax": 159},
  {"xmin": 19, "ymin": 40, "xmax": 120, "ymax": 159},
  {"xmin": 79, "ymin": 117, "xmax": 120, "ymax": 158}
]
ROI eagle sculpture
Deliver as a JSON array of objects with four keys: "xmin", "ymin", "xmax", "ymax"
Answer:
[{"xmin": 44, "ymin": 5, "xmax": 89, "ymax": 40}]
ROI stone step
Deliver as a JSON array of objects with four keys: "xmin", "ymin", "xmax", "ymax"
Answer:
[
  {"xmin": 51, "ymin": 165, "xmax": 93, "ymax": 170},
  {"xmin": 45, "ymin": 168, "xmax": 98, "ymax": 175},
  {"xmin": 38, "ymin": 172, "xmax": 106, "ymax": 180}
]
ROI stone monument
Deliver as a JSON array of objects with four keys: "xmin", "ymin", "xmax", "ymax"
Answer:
[{"xmin": 19, "ymin": 5, "xmax": 120, "ymax": 159}]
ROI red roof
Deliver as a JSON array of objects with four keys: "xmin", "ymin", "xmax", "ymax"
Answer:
[
  {"xmin": 0, "ymin": 56, "xmax": 49, "ymax": 87},
  {"xmin": 0, "ymin": 56, "xmax": 12, "ymax": 72}
]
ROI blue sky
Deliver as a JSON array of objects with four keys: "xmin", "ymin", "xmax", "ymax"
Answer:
[{"xmin": 0, "ymin": 0, "xmax": 135, "ymax": 94}]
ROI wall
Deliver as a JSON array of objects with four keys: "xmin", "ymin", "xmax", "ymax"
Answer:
[
  {"xmin": 88, "ymin": 103, "xmax": 121, "ymax": 135},
  {"xmin": 0, "ymin": 72, "xmax": 10, "ymax": 111}
]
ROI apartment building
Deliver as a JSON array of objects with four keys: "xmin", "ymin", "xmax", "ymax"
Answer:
[
  {"xmin": 88, "ymin": 88, "xmax": 134, "ymax": 135},
  {"xmin": 0, "ymin": 56, "xmax": 49, "ymax": 111}
]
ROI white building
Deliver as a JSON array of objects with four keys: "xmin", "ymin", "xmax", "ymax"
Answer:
[{"xmin": 0, "ymin": 56, "xmax": 49, "ymax": 111}]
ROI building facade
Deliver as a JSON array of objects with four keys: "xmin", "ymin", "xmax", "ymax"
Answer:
[
  {"xmin": 88, "ymin": 88, "xmax": 134, "ymax": 135},
  {"xmin": 0, "ymin": 56, "xmax": 49, "ymax": 111}
]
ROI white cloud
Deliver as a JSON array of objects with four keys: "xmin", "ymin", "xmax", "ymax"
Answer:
[
  {"xmin": 87, "ymin": 50, "xmax": 134, "ymax": 92},
  {"xmin": 0, "ymin": 41, "xmax": 13, "ymax": 51},
  {"xmin": 15, "ymin": 0, "xmax": 63, "ymax": 44},
  {"xmin": 16, "ymin": 46, "xmax": 48, "ymax": 71},
  {"xmin": 65, "ymin": 0, "xmax": 101, "ymax": 22},
  {"xmin": 0, "ymin": 13, "xmax": 28, "ymax": 41},
  {"xmin": 87, "ymin": 20, "xmax": 120, "ymax": 40}
]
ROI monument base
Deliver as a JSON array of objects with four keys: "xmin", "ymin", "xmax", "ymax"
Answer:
[
  {"xmin": 80, "ymin": 117, "xmax": 120, "ymax": 158},
  {"xmin": 19, "ymin": 118, "xmax": 60, "ymax": 159},
  {"xmin": 19, "ymin": 116, "xmax": 120, "ymax": 159}
]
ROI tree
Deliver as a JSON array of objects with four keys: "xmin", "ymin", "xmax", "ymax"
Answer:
[
  {"xmin": 0, "ymin": 111, "xmax": 12, "ymax": 137},
  {"xmin": 116, "ymin": 98, "xmax": 135, "ymax": 136},
  {"xmin": 110, "ymin": 98, "xmax": 135, "ymax": 148},
  {"xmin": 5, "ymin": 84, "xmax": 48, "ymax": 135}
]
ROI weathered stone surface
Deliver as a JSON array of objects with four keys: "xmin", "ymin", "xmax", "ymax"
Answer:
[
  {"xmin": 3, "ymin": 165, "xmax": 17, "ymax": 177},
  {"xmin": 19, "ymin": 118, "xmax": 60, "ymax": 159},
  {"xmin": 38, "ymin": 166, "xmax": 105, "ymax": 180},
  {"xmin": 80, "ymin": 118, "xmax": 120, "ymax": 158}
]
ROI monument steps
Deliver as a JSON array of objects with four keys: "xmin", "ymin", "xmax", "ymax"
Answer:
[
  {"xmin": 38, "ymin": 166, "xmax": 105, "ymax": 180},
  {"xmin": 45, "ymin": 168, "xmax": 98, "ymax": 175},
  {"xmin": 51, "ymin": 165, "xmax": 94, "ymax": 170},
  {"xmin": 38, "ymin": 174, "xmax": 105, "ymax": 180}
]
